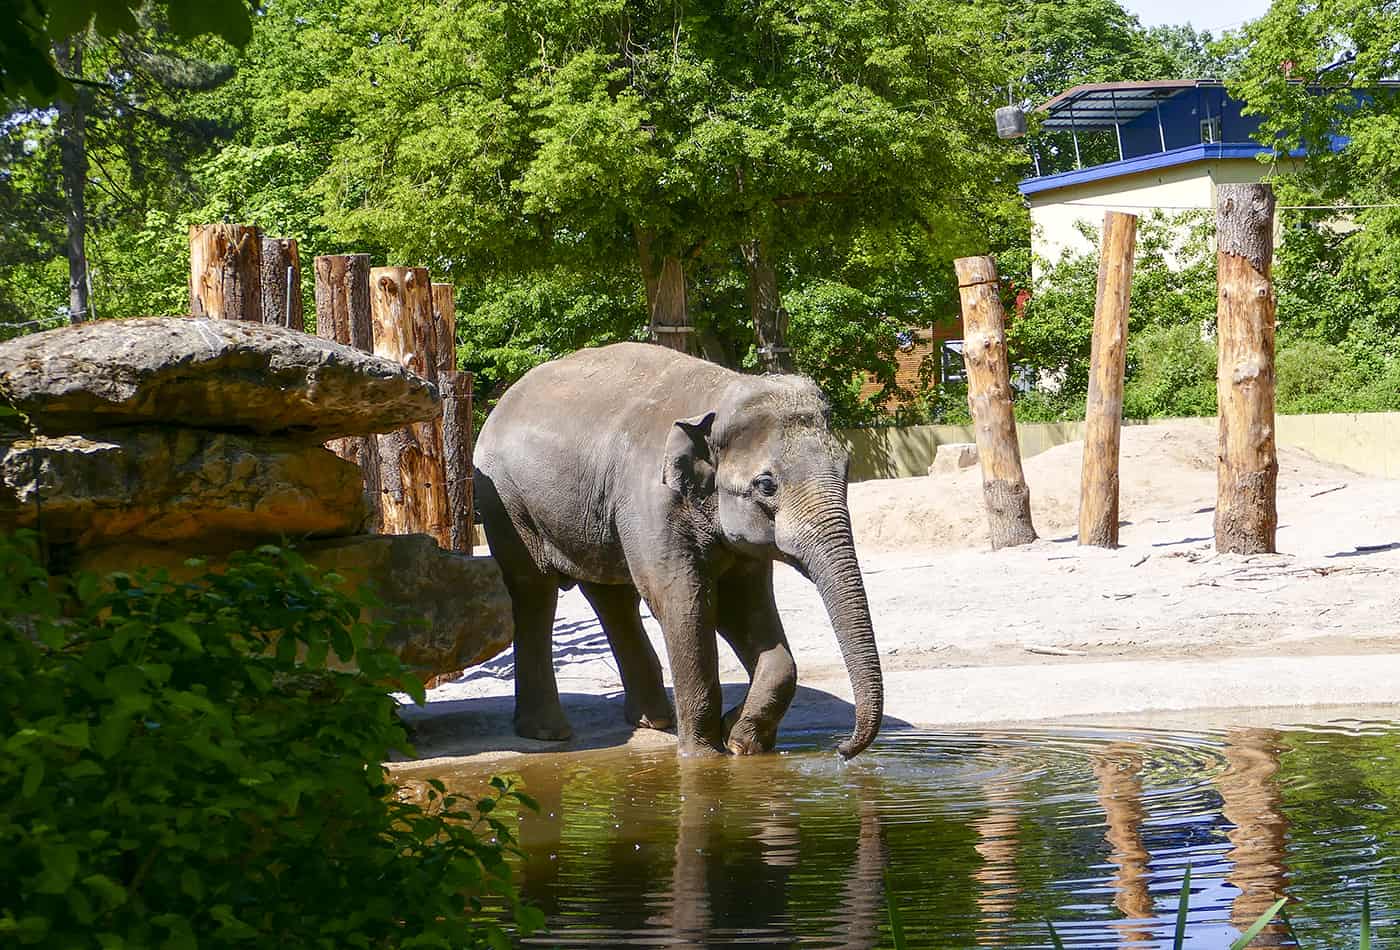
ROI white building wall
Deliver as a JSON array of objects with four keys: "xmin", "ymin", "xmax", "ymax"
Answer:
[{"xmin": 1027, "ymin": 158, "xmax": 1271, "ymax": 275}]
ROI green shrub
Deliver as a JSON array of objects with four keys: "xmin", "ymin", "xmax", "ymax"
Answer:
[
  {"xmin": 1122, "ymin": 324, "xmax": 1218, "ymax": 420},
  {"xmin": 0, "ymin": 535, "xmax": 541, "ymax": 948}
]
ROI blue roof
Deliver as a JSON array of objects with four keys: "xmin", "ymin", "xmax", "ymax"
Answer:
[{"xmin": 1019, "ymin": 142, "xmax": 1269, "ymax": 196}]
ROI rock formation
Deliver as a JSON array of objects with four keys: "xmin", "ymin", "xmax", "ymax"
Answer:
[{"xmin": 0, "ymin": 317, "xmax": 511, "ymax": 681}]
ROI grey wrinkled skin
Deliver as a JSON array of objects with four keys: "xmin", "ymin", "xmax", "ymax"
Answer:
[{"xmin": 473, "ymin": 343, "xmax": 883, "ymax": 759}]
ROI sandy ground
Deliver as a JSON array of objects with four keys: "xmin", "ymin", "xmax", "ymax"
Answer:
[{"xmin": 401, "ymin": 424, "xmax": 1400, "ymax": 765}]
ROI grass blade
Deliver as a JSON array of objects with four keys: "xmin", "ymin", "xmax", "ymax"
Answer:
[
  {"xmin": 1229, "ymin": 897, "xmax": 1287, "ymax": 949},
  {"xmin": 1361, "ymin": 889, "xmax": 1370, "ymax": 950},
  {"xmin": 1046, "ymin": 920, "xmax": 1067, "ymax": 950},
  {"xmin": 884, "ymin": 871, "xmax": 907, "ymax": 950},
  {"xmin": 1173, "ymin": 865, "xmax": 1192, "ymax": 950}
]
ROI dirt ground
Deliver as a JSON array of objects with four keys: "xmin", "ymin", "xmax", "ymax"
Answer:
[{"xmin": 403, "ymin": 424, "xmax": 1400, "ymax": 763}]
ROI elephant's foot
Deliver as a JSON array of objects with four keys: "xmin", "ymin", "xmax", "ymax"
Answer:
[
  {"xmin": 624, "ymin": 692, "xmax": 675, "ymax": 731},
  {"xmin": 514, "ymin": 704, "xmax": 574, "ymax": 742},
  {"xmin": 723, "ymin": 708, "xmax": 777, "ymax": 756}
]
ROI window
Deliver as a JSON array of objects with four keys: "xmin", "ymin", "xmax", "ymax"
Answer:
[
  {"xmin": 1201, "ymin": 115, "xmax": 1222, "ymax": 144},
  {"xmin": 941, "ymin": 340, "xmax": 966, "ymax": 384}
]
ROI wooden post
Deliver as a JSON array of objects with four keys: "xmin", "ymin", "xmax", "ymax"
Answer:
[
  {"xmin": 189, "ymin": 223, "xmax": 262, "ymax": 321},
  {"xmin": 954, "ymin": 255, "xmax": 1037, "ymax": 549},
  {"xmin": 370, "ymin": 266, "xmax": 451, "ymax": 547},
  {"xmin": 1079, "ymin": 211, "xmax": 1137, "ymax": 547},
  {"xmin": 443, "ymin": 372, "xmax": 475, "ymax": 552},
  {"xmin": 260, "ymin": 236, "xmax": 303, "ymax": 330},
  {"xmin": 431, "ymin": 283, "xmax": 474, "ymax": 551},
  {"xmin": 314, "ymin": 253, "xmax": 383, "ymax": 532},
  {"xmin": 430, "ymin": 283, "xmax": 457, "ymax": 375},
  {"xmin": 1214, "ymin": 183, "xmax": 1278, "ymax": 554}
]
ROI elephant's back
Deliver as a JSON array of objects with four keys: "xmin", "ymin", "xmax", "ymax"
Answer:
[{"xmin": 477, "ymin": 343, "xmax": 736, "ymax": 464}]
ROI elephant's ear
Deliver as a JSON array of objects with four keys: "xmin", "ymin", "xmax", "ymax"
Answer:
[{"xmin": 661, "ymin": 411, "xmax": 716, "ymax": 498}]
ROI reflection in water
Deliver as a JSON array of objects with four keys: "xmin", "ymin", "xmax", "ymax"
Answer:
[
  {"xmin": 414, "ymin": 722, "xmax": 1400, "ymax": 948},
  {"xmin": 974, "ymin": 775, "xmax": 1022, "ymax": 947},
  {"xmin": 1093, "ymin": 746, "xmax": 1154, "ymax": 946},
  {"xmin": 1218, "ymin": 729, "xmax": 1291, "ymax": 947}
]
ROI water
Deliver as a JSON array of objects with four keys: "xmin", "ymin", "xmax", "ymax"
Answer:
[{"xmin": 412, "ymin": 719, "xmax": 1400, "ymax": 948}]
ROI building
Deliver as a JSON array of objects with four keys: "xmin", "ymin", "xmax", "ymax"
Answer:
[{"xmin": 1019, "ymin": 79, "xmax": 1293, "ymax": 268}]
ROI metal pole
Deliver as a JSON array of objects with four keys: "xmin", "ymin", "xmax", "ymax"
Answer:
[
  {"xmin": 1070, "ymin": 105, "xmax": 1082, "ymax": 169},
  {"xmin": 1111, "ymin": 90, "xmax": 1124, "ymax": 161},
  {"xmin": 1156, "ymin": 103, "xmax": 1167, "ymax": 152},
  {"xmin": 285, "ymin": 265, "xmax": 295, "ymax": 328}
]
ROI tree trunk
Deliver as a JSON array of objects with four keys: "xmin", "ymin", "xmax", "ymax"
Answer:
[
  {"xmin": 741, "ymin": 238, "xmax": 794, "ymax": 374},
  {"xmin": 53, "ymin": 39, "xmax": 91, "ymax": 324},
  {"xmin": 442, "ymin": 372, "xmax": 475, "ymax": 552},
  {"xmin": 314, "ymin": 253, "xmax": 382, "ymax": 532},
  {"xmin": 189, "ymin": 224, "xmax": 263, "ymax": 321},
  {"xmin": 636, "ymin": 228, "xmax": 697, "ymax": 356},
  {"xmin": 954, "ymin": 256, "xmax": 1037, "ymax": 550},
  {"xmin": 1079, "ymin": 211, "xmax": 1137, "ymax": 548},
  {"xmin": 259, "ymin": 236, "xmax": 302, "ymax": 329},
  {"xmin": 1214, "ymin": 183, "xmax": 1278, "ymax": 555},
  {"xmin": 370, "ymin": 266, "xmax": 451, "ymax": 547}
]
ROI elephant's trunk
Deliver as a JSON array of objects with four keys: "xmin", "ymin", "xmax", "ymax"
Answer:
[{"xmin": 781, "ymin": 476, "xmax": 884, "ymax": 759}]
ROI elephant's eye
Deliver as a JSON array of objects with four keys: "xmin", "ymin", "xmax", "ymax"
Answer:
[{"xmin": 753, "ymin": 474, "xmax": 778, "ymax": 497}]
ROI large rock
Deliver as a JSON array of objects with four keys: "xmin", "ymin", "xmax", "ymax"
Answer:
[
  {"xmin": 73, "ymin": 534, "xmax": 514, "ymax": 679},
  {"xmin": 928, "ymin": 441, "xmax": 979, "ymax": 476},
  {"xmin": 302, "ymin": 534, "xmax": 513, "ymax": 675},
  {"xmin": 0, "ymin": 317, "xmax": 439, "ymax": 439},
  {"xmin": 0, "ymin": 427, "xmax": 367, "ymax": 548}
]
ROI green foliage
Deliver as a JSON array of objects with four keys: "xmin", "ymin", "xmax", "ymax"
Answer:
[
  {"xmin": 1, "ymin": 0, "xmax": 255, "ymax": 103},
  {"xmin": 0, "ymin": 535, "xmax": 540, "ymax": 948}
]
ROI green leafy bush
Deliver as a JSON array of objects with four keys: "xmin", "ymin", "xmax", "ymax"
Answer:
[
  {"xmin": 1122, "ymin": 325, "xmax": 1218, "ymax": 420},
  {"xmin": 0, "ymin": 536, "xmax": 541, "ymax": 948}
]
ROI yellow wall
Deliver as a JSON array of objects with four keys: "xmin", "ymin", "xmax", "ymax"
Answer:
[
  {"xmin": 841, "ymin": 413, "xmax": 1400, "ymax": 482},
  {"xmin": 1028, "ymin": 158, "xmax": 1269, "ymax": 271}
]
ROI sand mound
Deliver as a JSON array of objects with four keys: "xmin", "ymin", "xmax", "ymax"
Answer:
[{"xmin": 849, "ymin": 422, "xmax": 1357, "ymax": 553}]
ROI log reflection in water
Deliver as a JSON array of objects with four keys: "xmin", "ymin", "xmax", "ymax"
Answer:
[
  {"xmin": 1218, "ymin": 728, "xmax": 1291, "ymax": 947},
  {"xmin": 1093, "ymin": 746, "xmax": 1154, "ymax": 947},
  {"xmin": 974, "ymin": 775, "xmax": 1022, "ymax": 947}
]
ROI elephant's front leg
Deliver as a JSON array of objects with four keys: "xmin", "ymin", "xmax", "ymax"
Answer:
[
  {"xmin": 640, "ymin": 574, "xmax": 726, "ymax": 756},
  {"xmin": 716, "ymin": 561, "xmax": 797, "ymax": 755}
]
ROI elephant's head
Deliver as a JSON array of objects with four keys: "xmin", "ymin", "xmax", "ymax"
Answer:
[{"xmin": 661, "ymin": 376, "xmax": 883, "ymax": 759}]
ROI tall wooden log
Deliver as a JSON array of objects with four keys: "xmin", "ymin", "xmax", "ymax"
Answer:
[
  {"xmin": 370, "ymin": 266, "xmax": 451, "ymax": 547},
  {"xmin": 430, "ymin": 283, "xmax": 457, "ymax": 376},
  {"xmin": 314, "ymin": 253, "xmax": 382, "ymax": 532},
  {"xmin": 442, "ymin": 372, "xmax": 475, "ymax": 552},
  {"xmin": 1214, "ymin": 183, "xmax": 1278, "ymax": 554},
  {"xmin": 742, "ymin": 237, "xmax": 795, "ymax": 374},
  {"xmin": 1079, "ymin": 211, "xmax": 1137, "ymax": 547},
  {"xmin": 260, "ymin": 236, "xmax": 303, "ymax": 329},
  {"xmin": 955, "ymin": 256, "xmax": 1037, "ymax": 550},
  {"xmin": 189, "ymin": 223, "xmax": 262, "ymax": 321},
  {"xmin": 637, "ymin": 227, "xmax": 698, "ymax": 356}
]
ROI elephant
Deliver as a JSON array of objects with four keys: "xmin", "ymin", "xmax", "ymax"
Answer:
[{"xmin": 472, "ymin": 342, "xmax": 883, "ymax": 758}]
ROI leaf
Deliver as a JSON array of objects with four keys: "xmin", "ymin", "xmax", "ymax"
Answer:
[
  {"xmin": 1230, "ymin": 897, "xmax": 1288, "ymax": 950},
  {"xmin": 21, "ymin": 759, "xmax": 43, "ymax": 797},
  {"xmin": 884, "ymin": 871, "xmax": 907, "ymax": 949},
  {"xmin": 162, "ymin": 620, "xmax": 204, "ymax": 653},
  {"xmin": 1361, "ymin": 889, "xmax": 1371, "ymax": 950},
  {"xmin": 35, "ymin": 843, "xmax": 79, "ymax": 894},
  {"xmin": 1047, "ymin": 920, "xmax": 1067, "ymax": 950},
  {"xmin": 1173, "ymin": 865, "xmax": 1192, "ymax": 950}
]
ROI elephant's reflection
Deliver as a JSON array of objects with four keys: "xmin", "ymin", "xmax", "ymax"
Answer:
[{"xmin": 665, "ymin": 759, "xmax": 889, "ymax": 949}]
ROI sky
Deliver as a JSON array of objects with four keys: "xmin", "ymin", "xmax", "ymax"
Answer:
[{"xmin": 1119, "ymin": 0, "xmax": 1273, "ymax": 33}]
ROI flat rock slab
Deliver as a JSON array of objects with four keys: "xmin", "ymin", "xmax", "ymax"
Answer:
[
  {"xmin": 0, "ymin": 317, "xmax": 439, "ymax": 439},
  {"xmin": 928, "ymin": 441, "xmax": 979, "ymax": 475},
  {"xmin": 0, "ymin": 426, "xmax": 367, "ymax": 548}
]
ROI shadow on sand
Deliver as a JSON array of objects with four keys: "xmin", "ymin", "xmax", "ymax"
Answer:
[{"xmin": 396, "ymin": 683, "xmax": 914, "ymax": 762}]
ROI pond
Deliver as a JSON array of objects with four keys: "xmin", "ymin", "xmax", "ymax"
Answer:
[{"xmin": 415, "ymin": 717, "xmax": 1400, "ymax": 948}]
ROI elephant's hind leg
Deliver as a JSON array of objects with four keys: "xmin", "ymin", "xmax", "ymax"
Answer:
[
  {"xmin": 580, "ymin": 582, "xmax": 674, "ymax": 731},
  {"xmin": 476, "ymin": 472, "xmax": 571, "ymax": 742},
  {"xmin": 716, "ymin": 562, "xmax": 797, "ymax": 755}
]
